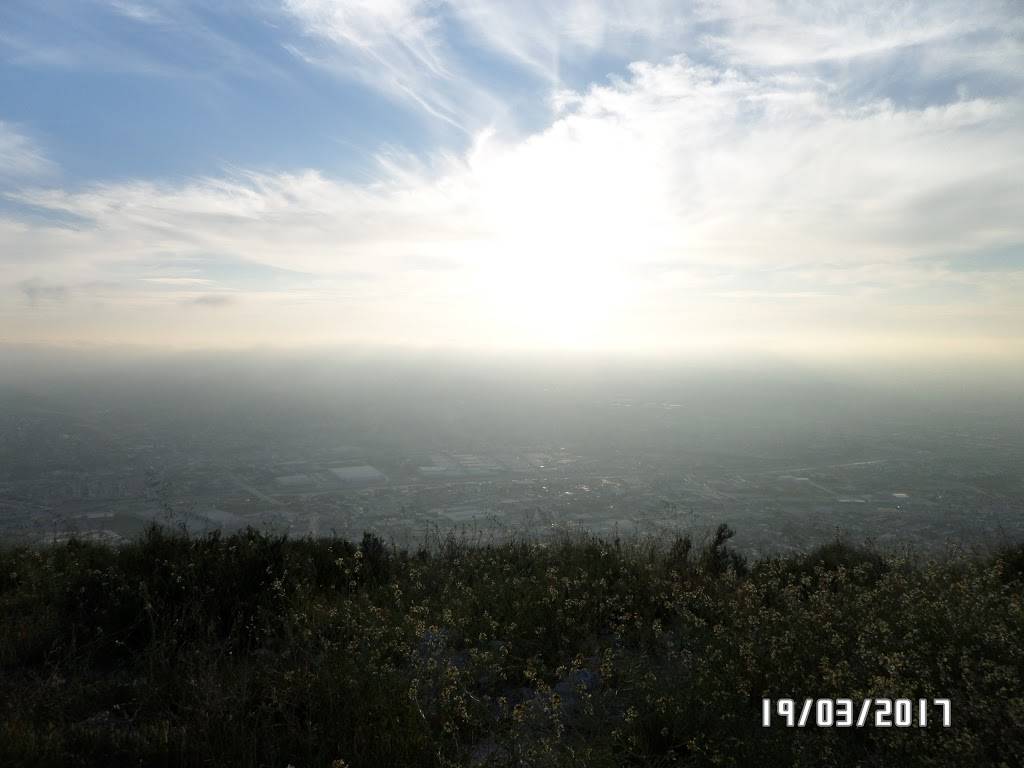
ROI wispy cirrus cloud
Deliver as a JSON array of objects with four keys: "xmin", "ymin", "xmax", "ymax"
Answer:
[
  {"xmin": 440, "ymin": 0, "xmax": 689, "ymax": 79},
  {"xmin": 104, "ymin": 0, "xmax": 167, "ymax": 24},
  {"xmin": 0, "ymin": 122, "xmax": 55, "ymax": 183},
  {"xmin": 0, "ymin": 0, "xmax": 295, "ymax": 86},
  {"xmin": 5, "ymin": 46, "xmax": 1023, "ymax": 352},
  {"xmin": 277, "ymin": 0, "xmax": 698, "ymax": 128},
  {"xmin": 697, "ymin": 0, "xmax": 992, "ymax": 68},
  {"xmin": 1, "ymin": 1, "xmax": 1023, "ymax": 356},
  {"xmin": 278, "ymin": 0, "xmax": 1024, "ymax": 128},
  {"xmin": 279, "ymin": 0, "xmax": 497, "ymax": 131}
]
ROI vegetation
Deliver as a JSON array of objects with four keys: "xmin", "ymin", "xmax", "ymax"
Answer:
[{"xmin": 2, "ymin": 524, "xmax": 1023, "ymax": 767}]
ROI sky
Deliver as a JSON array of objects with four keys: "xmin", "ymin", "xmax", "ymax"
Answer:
[{"xmin": 1, "ymin": 0, "xmax": 1023, "ymax": 361}]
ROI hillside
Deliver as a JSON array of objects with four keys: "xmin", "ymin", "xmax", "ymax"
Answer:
[{"xmin": 2, "ymin": 525, "xmax": 1023, "ymax": 767}]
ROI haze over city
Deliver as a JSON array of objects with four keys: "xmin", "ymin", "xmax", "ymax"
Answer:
[{"xmin": 2, "ymin": 1, "xmax": 1023, "ymax": 552}]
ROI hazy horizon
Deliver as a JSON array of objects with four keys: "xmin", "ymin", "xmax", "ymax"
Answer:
[{"xmin": 3, "ymin": 1, "xmax": 1024, "ymax": 551}]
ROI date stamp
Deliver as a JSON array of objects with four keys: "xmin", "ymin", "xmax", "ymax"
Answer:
[{"xmin": 762, "ymin": 698, "xmax": 951, "ymax": 728}]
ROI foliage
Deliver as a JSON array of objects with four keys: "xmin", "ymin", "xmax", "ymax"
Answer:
[{"xmin": 1, "ymin": 524, "xmax": 1022, "ymax": 767}]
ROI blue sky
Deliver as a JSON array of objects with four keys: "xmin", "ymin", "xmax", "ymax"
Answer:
[
  {"xmin": 0, "ymin": 0, "xmax": 657, "ymax": 183},
  {"xmin": 0, "ymin": 1, "xmax": 446, "ymax": 181},
  {"xmin": 2, "ymin": 0, "xmax": 1023, "ymax": 359}
]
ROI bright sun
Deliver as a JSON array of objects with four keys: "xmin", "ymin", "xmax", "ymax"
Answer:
[{"xmin": 464, "ymin": 129, "xmax": 668, "ymax": 351}]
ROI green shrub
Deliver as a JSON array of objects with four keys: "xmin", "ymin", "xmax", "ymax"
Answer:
[{"xmin": 1, "ymin": 525, "xmax": 1022, "ymax": 767}]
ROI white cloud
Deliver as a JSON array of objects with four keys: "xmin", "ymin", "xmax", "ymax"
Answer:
[
  {"xmin": 441, "ymin": 0, "xmax": 688, "ymax": 79},
  {"xmin": 698, "ymin": 0, "xmax": 976, "ymax": 67},
  {"xmin": 0, "ymin": 122, "xmax": 54, "ymax": 182},
  {"xmin": 105, "ymin": 1, "xmax": 167, "ymax": 24},
  {"xmin": 281, "ymin": 0, "xmax": 484, "ymax": 130},
  {"xmin": 278, "ymin": 0, "xmax": 696, "ymax": 128},
  {"xmin": 5, "ymin": 46, "xmax": 1023, "ymax": 352},
  {"xmin": 278, "ymin": 0, "xmax": 1024, "ymax": 130},
  {"xmin": 2, "ymin": 1, "xmax": 1023, "ymax": 354}
]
